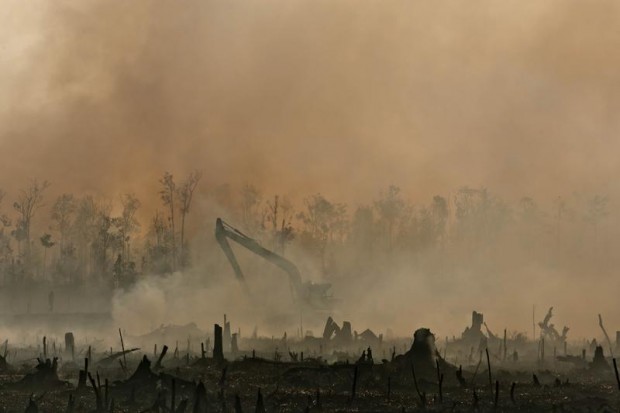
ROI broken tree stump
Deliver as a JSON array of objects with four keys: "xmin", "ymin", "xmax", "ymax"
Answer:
[
  {"xmin": 65, "ymin": 333, "xmax": 75, "ymax": 361},
  {"xmin": 193, "ymin": 381, "xmax": 207, "ymax": 412},
  {"xmin": 394, "ymin": 328, "xmax": 457, "ymax": 384},
  {"xmin": 128, "ymin": 355, "xmax": 159, "ymax": 383},
  {"xmin": 407, "ymin": 328, "xmax": 438, "ymax": 372},
  {"xmin": 232, "ymin": 333, "xmax": 239, "ymax": 356},
  {"xmin": 591, "ymin": 346, "xmax": 610, "ymax": 372},
  {"xmin": 15, "ymin": 357, "xmax": 66, "ymax": 390},
  {"xmin": 214, "ymin": 324, "xmax": 224, "ymax": 362},
  {"xmin": 462, "ymin": 311, "xmax": 485, "ymax": 344},
  {"xmin": 336, "ymin": 321, "xmax": 353, "ymax": 345},
  {"xmin": 77, "ymin": 357, "xmax": 88, "ymax": 390},
  {"xmin": 255, "ymin": 388, "xmax": 266, "ymax": 413}
]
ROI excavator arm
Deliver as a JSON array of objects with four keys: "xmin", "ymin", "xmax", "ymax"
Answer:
[{"xmin": 215, "ymin": 218, "xmax": 304, "ymax": 299}]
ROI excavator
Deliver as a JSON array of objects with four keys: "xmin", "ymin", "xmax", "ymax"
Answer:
[{"xmin": 215, "ymin": 218, "xmax": 334, "ymax": 310}]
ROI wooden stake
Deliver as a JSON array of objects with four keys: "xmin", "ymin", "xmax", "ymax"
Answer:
[
  {"xmin": 351, "ymin": 365, "xmax": 358, "ymax": 399},
  {"xmin": 88, "ymin": 373, "xmax": 102, "ymax": 412},
  {"xmin": 155, "ymin": 345, "xmax": 168, "ymax": 370},
  {"xmin": 411, "ymin": 363, "xmax": 426, "ymax": 407},
  {"xmin": 598, "ymin": 314, "xmax": 615, "ymax": 358},
  {"xmin": 436, "ymin": 359, "xmax": 443, "ymax": 403},
  {"xmin": 486, "ymin": 348, "xmax": 492, "ymax": 387},
  {"xmin": 532, "ymin": 305, "xmax": 536, "ymax": 340},
  {"xmin": 104, "ymin": 378, "xmax": 109, "ymax": 408},
  {"xmin": 118, "ymin": 328, "xmax": 127, "ymax": 373},
  {"xmin": 473, "ymin": 387, "xmax": 479, "ymax": 408},
  {"xmin": 171, "ymin": 378, "xmax": 176, "ymax": 412}
]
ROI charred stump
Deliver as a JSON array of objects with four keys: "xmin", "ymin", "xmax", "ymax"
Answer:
[
  {"xmin": 65, "ymin": 332, "xmax": 75, "ymax": 361},
  {"xmin": 15, "ymin": 357, "xmax": 66, "ymax": 390},
  {"xmin": 214, "ymin": 324, "xmax": 224, "ymax": 362},
  {"xmin": 591, "ymin": 346, "xmax": 610, "ymax": 372},
  {"xmin": 128, "ymin": 355, "xmax": 159, "ymax": 384}
]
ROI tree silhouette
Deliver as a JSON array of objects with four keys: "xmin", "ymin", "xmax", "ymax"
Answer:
[
  {"xmin": 40, "ymin": 233, "xmax": 55, "ymax": 278},
  {"xmin": 176, "ymin": 171, "xmax": 201, "ymax": 268},
  {"xmin": 13, "ymin": 179, "xmax": 50, "ymax": 265}
]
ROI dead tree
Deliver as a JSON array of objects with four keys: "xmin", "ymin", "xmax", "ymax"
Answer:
[
  {"xmin": 462, "ymin": 311, "xmax": 485, "ymax": 345},
  {"xmin": 538, "ymin": 307, "xmax": 569, "ymax": 344},
  {"xmin": 598, "ymin": 314, "xmax": 615, "ymax": 358}
]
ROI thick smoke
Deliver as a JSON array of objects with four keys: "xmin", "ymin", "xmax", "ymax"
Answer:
[{"xmin": 1, "ymin": 0, "xmax": 619, "ymax": 340}]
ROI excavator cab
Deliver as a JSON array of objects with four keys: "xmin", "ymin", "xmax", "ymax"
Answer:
[
  {"xmin": 301, "ymin": 281, "xmax": 334, "ymax": 310},
  {"xmin": 215, "ymin": 218, "xmax": 334, "ymax": 310}
]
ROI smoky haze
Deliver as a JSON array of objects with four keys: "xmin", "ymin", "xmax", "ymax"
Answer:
[{"xmin": 0, "ymin": 0, "xmax": 619, "ymax": 340}]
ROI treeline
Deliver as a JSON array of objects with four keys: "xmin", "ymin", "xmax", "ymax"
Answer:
[
  {"xmin": 216, "ymin": 184, "xmax": 613, "ymax": 281},
  {"xmin": 0, "ymin": 174, "xmax": 612, "ymax": 289},
  {"xmin": 0, "ymin": 171, "xmax": 201, "ymax": 288}
]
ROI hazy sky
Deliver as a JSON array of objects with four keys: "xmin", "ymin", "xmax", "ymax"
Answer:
[{"xmin": 1, "ymin": 0, "xmax": 618, "ymax": 205}]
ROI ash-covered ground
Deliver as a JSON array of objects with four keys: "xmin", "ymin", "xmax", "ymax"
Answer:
[{"xmin": 0, "ymin": 311, "xmax": 618, "ymax": 413}]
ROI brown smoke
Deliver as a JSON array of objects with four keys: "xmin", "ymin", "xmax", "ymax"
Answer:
[{"xmin": 1, "ymin": 0, "xmax": 619, "ymax": 338}]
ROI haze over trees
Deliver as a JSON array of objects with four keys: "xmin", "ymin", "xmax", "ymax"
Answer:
[{"xmin": 0, "ymin": 172, "xmax": 615, "ymax": 298}]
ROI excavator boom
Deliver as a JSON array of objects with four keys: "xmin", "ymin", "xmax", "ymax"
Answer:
[{"xmin": 215, "ymin": 218, "xmax": 303, "ymax": 298}]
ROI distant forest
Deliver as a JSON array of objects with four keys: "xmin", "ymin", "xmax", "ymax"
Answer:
[{"xmin": 0, "ymin": 172, "xmax": 614, "ymax": 289}]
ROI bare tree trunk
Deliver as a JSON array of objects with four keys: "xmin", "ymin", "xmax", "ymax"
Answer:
[
  {"xmin": 170, "ymin": 201, "xmax": 176, "ymax": 271},
  {"xmin": 180, "ymin": 212, "xmax": 186, "ymax": 267}
]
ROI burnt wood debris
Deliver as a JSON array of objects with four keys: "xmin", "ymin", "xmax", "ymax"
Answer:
[{"xmin": 0, "ymin": 310, "xmax": 616, "ymax": 411}]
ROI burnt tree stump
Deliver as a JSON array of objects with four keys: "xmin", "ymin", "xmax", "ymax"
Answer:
[
  {"xmin": 214, "ymin": 324, "xmax": 224, "ymax": 362},
  {"xmin": 65, "ymin": 333, "xmax": 75, "ymax": 361}
]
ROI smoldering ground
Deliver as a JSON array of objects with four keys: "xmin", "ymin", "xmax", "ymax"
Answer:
[{"xmin": 0, "ymin": 0, "xmax": 620, "ymax": 343}]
